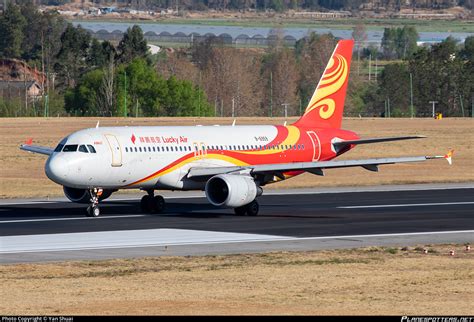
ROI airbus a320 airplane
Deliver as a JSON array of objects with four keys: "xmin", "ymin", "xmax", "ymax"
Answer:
[{"xmin": 21, "ymin": 39, "xmax": 453, "ymax": 217}]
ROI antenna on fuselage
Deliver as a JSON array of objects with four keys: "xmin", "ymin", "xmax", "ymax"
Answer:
[
  {"xmin": 232, "ymin": 119, "xmax": 236, "ymax": 126},
  {"xmin": 96, "ymin": 121, "xmax": 100, "ymax": 128}
]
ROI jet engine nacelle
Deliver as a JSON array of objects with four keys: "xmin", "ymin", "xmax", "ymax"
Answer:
[
  {"xmin": 205, "ymin": 174, "xmax": 261, "ymax": 208},
  {"xmin": 63, "ymin": 186, "xmax": 114, "ymax": 204}
]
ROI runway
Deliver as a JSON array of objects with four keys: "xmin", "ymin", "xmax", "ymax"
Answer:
[{"xmin": 1, "ymin": 184, "xmax": 473, "ymax": 263}]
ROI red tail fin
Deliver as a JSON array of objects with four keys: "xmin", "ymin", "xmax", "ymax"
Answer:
[{"xmin": 294, "ymin": 39, "xmax": 354, "ymax": 129}]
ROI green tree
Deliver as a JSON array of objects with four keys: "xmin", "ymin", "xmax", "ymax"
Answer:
[
  {"xmin": 117, "ymin": 25, "xmax": 148, "ymax": 64},
  {"xmin": 269, "ymin": 0, "xmax": 285, "ymax": 11},
  {"xmin": 381, "ymin": 26, "xmax": 419, "ymax": 59},
  {"xmin": 88, "ymin": 38, "xmax": 116, "ymax": 68},
  {"xmin": 64, "ymin": 69, "xmax": 104, "ymax": 115},
  {"xmin": 162, "ymin": 76, "xmax": 212, "ymax": 116},
  {"xmin": 55, "ymin": 23, "xmax": 92, "ymax": 88},
  {"xmin": 378, "ymin": 63, "xmax": 411, "ymax": 116},
  {"xmin": 0, "ymin": 3, "xmax": 27, "ymax": 58},
  {"xmin": 396, "ymin": 26, "xmax": 419, "ymax": 59},
  {"xmin": 407, "ymin": 37, "xmax": 471, "ymax": 117}
]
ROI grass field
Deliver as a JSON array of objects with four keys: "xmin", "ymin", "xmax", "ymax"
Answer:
[
  {"xmin": 1, "ymin": 117, "xmax": 473, "ymax": 199},
  {"xmin": 1, "ymin": 244, "xmax": 472, "ymax": 315}
]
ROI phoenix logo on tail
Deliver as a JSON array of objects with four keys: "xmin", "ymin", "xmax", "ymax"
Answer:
[{"xmin": 294, "ymin": 39, "xmax": 353, "ymax": 129}]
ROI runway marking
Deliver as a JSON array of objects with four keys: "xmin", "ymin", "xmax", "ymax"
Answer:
[
  {"xmin": 339, "ymin": 201, "xmax": 474, "ymax": 209},
  {"xmin": 0, "ymin": 215, "xmax": 147, "ymax": 224},
  {"xmin": 1, "ymin": 229, "xmax": 473, "ymax": 254},
  {"xmin": 295, "ymin": 230, "xmax": 474, "ymax": 241},
  {"xmin": 0, "ymin": 229, "xmax": 288, "ymax": 254},
  {"xmin": 0, "ymin": 201, "xmax": 58, "ymax": 206}
]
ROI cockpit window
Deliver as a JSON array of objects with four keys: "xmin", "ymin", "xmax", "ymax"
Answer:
[
  {"xmin": 54, "ymin": 137, "xmax": 68, "ymax": 152},
  {"xmin": 78, "ymin": 145, "xmax": 89, "ymax": 153},
  {"xmin": 54, "ymin": 144, "xmax": 64, "ymax": 152},
  {"xmin": 87, "ymin": 145, "xmax": 96, "ymax": 153},
  {"xmin": 63, "ymin": 145, "xmax": 78, "ymax": 152}
]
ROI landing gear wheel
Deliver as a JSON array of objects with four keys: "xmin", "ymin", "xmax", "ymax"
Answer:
[
  {"xmin": 246, "ymin": 200, "xmax": 259, "ymax": 216},
  {"xmin": 86, "ymin": 188, "xmax": 102, "ymax": 217},
  {"xmin": 140, "ymin": 195, "xmax": 151, "ymax": 213},
  {"xmin": 234, "ymin": 206, "xmax": 247, "ymax": 216},
  {"xmin": 140, "ymin": 194, "xmax": 165, "ymax": 214},
  {"xmin": 86, "ymin": 205, "xmax": 100, "ymax": 217},
  {"xmin": 153, "ymin": 195, "xmax": 165, "ymax": 213}
]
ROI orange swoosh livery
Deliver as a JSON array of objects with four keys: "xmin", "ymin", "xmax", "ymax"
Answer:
[{"xmin": 126, "ymin": 40, "xmax": 355, "ymax": 187}]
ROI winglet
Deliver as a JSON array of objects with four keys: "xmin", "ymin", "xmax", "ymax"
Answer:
[
  {"xmin": 25, "ymin": 138, "xmax": 33, "ymax": 145},
  {"xmin": 444, "ymin": 149, "xmax": 454, "ymax": 165}
]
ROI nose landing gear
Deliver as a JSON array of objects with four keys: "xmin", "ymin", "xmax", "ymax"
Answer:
[{"xmin": 86, "ymin": 188, "xmax": 103, "ymax": 217}]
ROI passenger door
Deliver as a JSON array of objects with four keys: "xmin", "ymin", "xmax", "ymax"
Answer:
[
  {"xmin": 104, "ymin": 134, "xmax": 122, "ymax": 167},
  {"xmin": 306, "ymin": 131, "xmax": 321, "ymax": 162}
]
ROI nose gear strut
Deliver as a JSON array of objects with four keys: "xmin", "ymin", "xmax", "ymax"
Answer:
[{"xmin": 86, "ymin": 188, "xmax": 103, "ymax": 217}]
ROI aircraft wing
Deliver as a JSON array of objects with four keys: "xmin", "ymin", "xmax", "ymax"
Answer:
[
  {"xmin": 20, "ymin": 144, "xmax": 54, "ymax": 156},
  {"xmin": 187, "ymin": 151, "xmax": 453, "ymax": 180}
]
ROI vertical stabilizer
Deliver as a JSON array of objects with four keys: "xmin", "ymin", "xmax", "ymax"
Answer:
[{"xmin": 294, "ymin": 39, "xmax": 354, "ymax": 129}]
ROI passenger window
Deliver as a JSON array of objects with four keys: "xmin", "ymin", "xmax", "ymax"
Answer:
[
  {"xmin": 63, "ymin": 145, "xmax": 78, "ymax": 152},
  {"xmin": 139, "ymin": 147, "xmax": 142, "ymax": 152},
  {"xmin": 125, "ymin": 147, "xmax": 128, "ymax": 153},
  {"xmin": 78, "ymin": 145, "xmax": 89, "ymax": 153},
  {"xmin": 134, "ymin": 147, "xmax": 137, "ymax": 152}
]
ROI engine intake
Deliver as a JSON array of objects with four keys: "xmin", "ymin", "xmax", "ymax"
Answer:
[
  {"xmin": 63, "ymin": 186, "xmax": 114, "ymax": 203},
  {"xmin": 205, "ymin": 174, "xmax": 260, "ymax": 208}
]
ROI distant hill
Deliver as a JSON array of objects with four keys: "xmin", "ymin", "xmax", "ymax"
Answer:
[{"xmin": 4, "ymin": 0, "xmax": 473, "ymax": 12}]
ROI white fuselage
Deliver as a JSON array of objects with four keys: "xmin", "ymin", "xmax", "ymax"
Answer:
[{"xmin": 45, "ymin": 125, "xmax": 313, "ymax": 191}]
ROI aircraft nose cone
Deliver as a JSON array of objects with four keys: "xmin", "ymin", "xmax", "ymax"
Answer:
[{"xmin": 45, "ymin": 155, "xmax": 70, "ymax": 184}]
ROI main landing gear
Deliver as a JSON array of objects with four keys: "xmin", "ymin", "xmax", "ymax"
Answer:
[
  {"xmin": 234, "ymin": 200, "xmax": 259, "ymax": 216},
  {"xmin": 86, "ymin": 188, "xmax": 103, "ymax": 217},
  {"xmin": 140, "ymin": 190, "xmax": 165, "ymax": 214}
]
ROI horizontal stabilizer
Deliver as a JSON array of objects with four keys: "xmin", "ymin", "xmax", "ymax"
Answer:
[
  {"xmin": 333, "ymin": 136, "xmax": 425, "ymax": 153},
  {"xmin": 333, "ymin": 136, "xmax": 425, "ymax": 147}
]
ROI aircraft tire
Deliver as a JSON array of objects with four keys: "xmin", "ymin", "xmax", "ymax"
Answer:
[
  {"xmin": 246, "ymin": 200, "xmax": 259, "ymax": 216},
  {"xmin": 234, "ymin": 206, "xmax": 247, "ymax": 216},
  {"xmin": 86, "ymin": 205, "xmax": 100, "ymax": 217},
  {"xmin": 154, "ymin": 196, "xmax": 165, "ymax": 213},
  {"xmin": 140, "ymin": 195, "xmax": 151, "ymax": 213}
]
